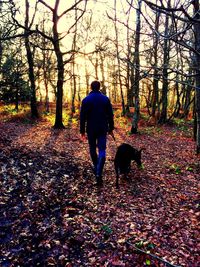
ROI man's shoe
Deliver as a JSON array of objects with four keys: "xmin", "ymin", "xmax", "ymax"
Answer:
[
  {"xmin": 92, "ymin": 165, "xmax": 97, "ymax": 175},
  {"xmin": 96, "ymin": 156, "xmax": 105, "ymax": 177},
  {"xmin": 91, "ymin": 154, "xmax": 98, "ymax": 175},
  {"xmin": 96, "ymin": 175, "xmax": 103, "ymax": 186}
]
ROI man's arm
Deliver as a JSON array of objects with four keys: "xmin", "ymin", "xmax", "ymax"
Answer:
[
  {"xmin": 80, "ymin": 100, "xmax": 86, "ymax": 135},
  {"xmin": 107, "ymin": 98, "xmax": 114, "ymax": 133}
]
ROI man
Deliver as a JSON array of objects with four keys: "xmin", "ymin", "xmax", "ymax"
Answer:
[{"xmin": 80, "ymin": 80, "xmax": 114, "ymax": 186}]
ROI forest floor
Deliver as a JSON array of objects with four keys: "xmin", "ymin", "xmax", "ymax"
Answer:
[{"xmin": 0, "ymin": 111, "xmax": 199, "ymax": 267}]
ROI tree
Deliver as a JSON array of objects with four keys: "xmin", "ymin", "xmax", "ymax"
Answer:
[
  {"xmin": 125, "ymin": 7, "xmax": 134, "ymax": 110},
  {"xmin": 1, "ymin": 49, "xmax": 30, "ymax": 109},
  {"xmin": 70, "ymin": 0, "xmax": 78, "ymax": 116},
  {"xmin": 151, "ymin": 6, "xmax": 161, "ymax": 118},
  {"xmin": 193, "ymin": 0, "xmax": 200, "ymax": 153},
  {"xmin": 130, "ymin": 0, "xmax": 142, "ymax": 134},
  {"xmin": 33, "ymin": 18, "xmax": 56, "ymax": 113},
  {"xmin": 158, "ymin": 0, "xmax": 170, "ymax": 124},
  {"xmin": 0, "ymin": 0, "xmax": 39, "ymax": 118},
  {"xmin": 0, "ymin": 1, "xmax": 3, "ymax": 71},
  {"xmin": 37, "ymin": 0, "xmax": 88, "ymax": 128},
  {"xmin": 24, "ymin": 0, "xmax": 39, "ymax": 118},
  {"xmin": 113, "ymin": 0, "xmax": 126, "ymax": 115},
  {"xmin": 107, "ymin": 1, "xmax": 134, "ymax": 114},
  {"xmin": 142, "ymin": 0, "xmax": 200, "ymax": 152}
]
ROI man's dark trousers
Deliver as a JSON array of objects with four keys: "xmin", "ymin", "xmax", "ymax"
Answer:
[{"xmin": 87, "ymin": 131, "xmax": 106, "ymax": 178}]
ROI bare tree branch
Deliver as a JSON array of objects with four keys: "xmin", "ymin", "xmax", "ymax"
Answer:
[
  {"xmin": 38, "ymin": 0, "xmax": 54, "ymax": 13},
  {"xmin": 58, "ymin": 0, "xmax": 84, "ymax": 19},
  {"xmin": 142, "ymin": 0, "xmax": 200, "ymax": 23},
  {"xmin": 29, "ymin": 0, "xmax": 39, "ymax": 28}
]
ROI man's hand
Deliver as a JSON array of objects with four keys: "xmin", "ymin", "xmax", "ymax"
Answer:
[
  {"xmin": 108, "ymin": 130, "xmax": 115, "ymax": 141},
  {"xmin": 80, "ymin": 133, "xmax": 87, "ymax": 141}
]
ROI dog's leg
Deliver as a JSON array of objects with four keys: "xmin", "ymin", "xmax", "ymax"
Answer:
[
  {"xmin": 115, "ymin": 162, "xmax": 119, "ymax": 188},
  {"xmin": 116, "ymin": 172, "xmax": 119, "ymax": 188},
  {"xmin": 124, "ymin": 173, "xmax": 127, "ymax": 180}
]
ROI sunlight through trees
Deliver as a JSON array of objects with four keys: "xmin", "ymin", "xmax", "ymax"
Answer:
[{"xmin": 0, "ymin": 0, "xmax": 200, "ymax": 152}]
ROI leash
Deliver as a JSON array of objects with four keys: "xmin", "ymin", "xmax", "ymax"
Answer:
[
  {"xmin": 109, "ymin": 131, "xmax": 118, "ymax": 148},
  {"xmin": 110, "ymin": 131, "xmax": 116, "ymax": 142}
]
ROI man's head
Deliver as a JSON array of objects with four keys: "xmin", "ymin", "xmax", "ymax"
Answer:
[{"xmin": 91, "ymin": 80, "xmax": 100, "ymax": 91}]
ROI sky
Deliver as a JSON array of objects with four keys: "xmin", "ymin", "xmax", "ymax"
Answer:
[{"xmin": 2, "ymin": 0, "xmax": 194, "ymax": 101}]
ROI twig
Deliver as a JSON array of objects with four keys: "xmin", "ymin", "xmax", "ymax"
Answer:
[{"xmin": 126, "ymin": 240, "xmax": 181, "ymax": 267}]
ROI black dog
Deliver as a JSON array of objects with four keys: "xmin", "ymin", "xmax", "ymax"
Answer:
[{"xmin": 114, "ymin": 143, "xmax": 143, "ymax": 188}]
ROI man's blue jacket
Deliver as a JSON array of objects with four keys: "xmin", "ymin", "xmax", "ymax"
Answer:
[{"xmin": 80, "ymin": 91, "xmax": 114, "ymax": 135}]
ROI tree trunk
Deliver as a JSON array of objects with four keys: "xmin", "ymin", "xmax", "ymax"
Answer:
[
  {"xmin": 110, "ymin": 62, "xmax": 117, "ymax": 103},
  {"xmin": 44, "ymin": 63, "xmax": 50, "ymax": 113},
  {"xmin": 158, "ymin": 1, "xmax": 170, "ymax": 124},
  {"xmin": 77, "ymin": 75, "xmax": 81, "ymax": 108},
  {"xmin": 173, "ymin": 81, "xmax": 181, "ymax": 118},
  {"xmin": 42, "ymin": 40, "xmax": 50, "ymax": 113},
  {"xmin": 54, "ymin": 46, "xmax": 65, "ymax": 128},
  {"xmin": 193, "ymin": 0, "xmax": 200, "ymax": 153},
  {"xmin": 99, "ymin": 52, "xmax": 106, "ymax": 95},
  {"xmin": 71, "ymin": 62, "xmax": 77, "ymax": 115},
  {"xmin": 71, "ymin": 55, "xmax": 77, "ymax": 115},
  {"xmin": 85, "ymin": 68, "xmax": 90, "ymax": 96},
  {"xmin": 183, "ymin": 76, "xmax": 192, "ymax": 119},
  {"xmin": 53, "ymin": 0, "xmax": 65, "ymax": 129},
  {"xmin": 71, "ymin": 3, "xmax": 78, "ymax": 116},
  {"xmin": 0, "ymin": 1, "xmax": 3, "ymax": 71},
  {"xmin": 25, "ymin": 0, "xmax": 39, "ymax": 119},
  {"xmin": 114, "ymin": 0, "xmax": 125, "ymax": 115},
  {"xmin": 151, "ymin": 10, "xmax": 160, "ymax": 117},
  {"xmin": 126, "ymin": 10, "xmax": 133, "ymax": 109},
  {"xmin": 131, "ymin": 98, "xmax": 140, "ymax": 133},
  {"xmin": 95, "ymin": 52, "xmax": 99, "ymax": 80},
  {"xmin": 15, "ymin": 86, "xmax": 19, "ymax": 112},
  {"xmin": 131, "ymin": 0, "xmax": 142, "ymax": 133}
]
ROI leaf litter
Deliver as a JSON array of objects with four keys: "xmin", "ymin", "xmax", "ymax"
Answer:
[{"xmin": 0, "ymin": 120, "xmax": 199, "ymax": 267}]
